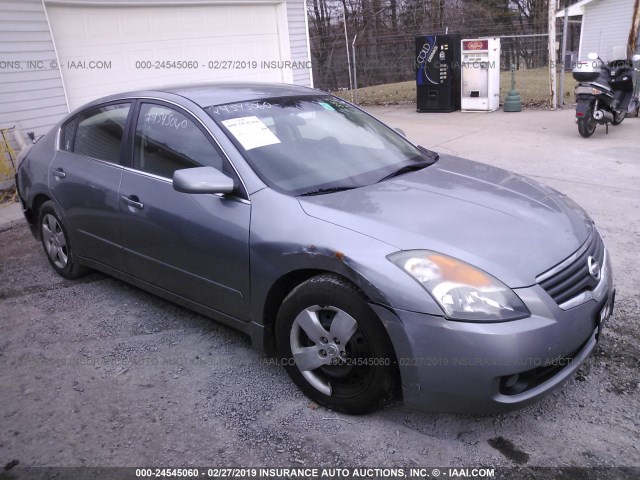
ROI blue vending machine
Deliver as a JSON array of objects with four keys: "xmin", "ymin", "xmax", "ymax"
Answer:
[{"xmin": 416, "ymin": 34, "xmax": 461, "ymax": 112}]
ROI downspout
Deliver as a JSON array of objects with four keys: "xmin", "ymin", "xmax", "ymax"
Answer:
[{"xmin": 42, "ymin": 0, "xmax": 70, "ymax": 113}]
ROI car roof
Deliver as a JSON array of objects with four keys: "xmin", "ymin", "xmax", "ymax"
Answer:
[
  {"xmin": 158, "ymin": 82, "xmax": 321, "ymax": 107},
  {"xmin": 69, "ymin": 83, "xmax": 327, "ymax": 119}
]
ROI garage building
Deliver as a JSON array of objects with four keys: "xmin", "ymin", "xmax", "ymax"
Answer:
[{"xmin": 0, "ymin": 0, "xmax": 313, "ymax": 141}]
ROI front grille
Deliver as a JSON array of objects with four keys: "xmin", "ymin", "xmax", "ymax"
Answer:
[{"xmin": 538, "ymin": 233, "xmax": 605, "ymax": 306}]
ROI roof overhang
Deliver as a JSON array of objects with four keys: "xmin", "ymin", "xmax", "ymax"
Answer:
[{"xmin": 556, "ymin": 0, "xmax": 597, "ymax": 17}]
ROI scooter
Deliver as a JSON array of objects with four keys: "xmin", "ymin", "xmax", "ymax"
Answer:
[{"xmin": 572, "ymin": 52, "xmax": 640, "ymax": 138}]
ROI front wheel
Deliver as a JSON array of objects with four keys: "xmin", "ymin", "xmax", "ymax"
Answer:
[
  {"xmin": 578, "ymin": 117, "xmax": 596, "ymax": 138},
  {"xmin": 612, "ymin": 111, "xmax": 626, "ymax": 125},
  {"xmin": 38, "ymin": 200, "xmax": 88, "ymax": 279},
  {"xmin": 276, "ymin": 274, "xmax": 398, "ymax": 414}
]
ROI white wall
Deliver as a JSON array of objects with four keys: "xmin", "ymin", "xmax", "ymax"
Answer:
[
  {"xmin": 580, "ymin": 0, "xmax": 635, "ymax": 60},
  {"xmin": 0, "ymin": 0, "xmax": 312, "ymax": 149}
]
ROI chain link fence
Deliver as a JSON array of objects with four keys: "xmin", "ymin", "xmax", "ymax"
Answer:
[{"xmin": 312, "ymin": 31, "xmax": 577, "ymax": 108}]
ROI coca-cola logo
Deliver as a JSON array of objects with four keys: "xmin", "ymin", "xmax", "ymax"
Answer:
[{"xmin": 463, "ymin": 40, "xmax": 488, "ymax": 51}]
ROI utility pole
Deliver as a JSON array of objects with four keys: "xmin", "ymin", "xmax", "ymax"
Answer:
[
  {"xmin": 548, "ymin": 0, "xmax": 558, "ymax": 110},
  {"xmin": 559, "ymin": 6, "xmax": 569, "ymax": 107},
  {"xmin": 343, "ymin": 6, "xmax": 353, "ymax": 102}
]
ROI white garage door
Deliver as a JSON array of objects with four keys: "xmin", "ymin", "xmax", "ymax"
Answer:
[{"xmin": 47, "ymin": 2, "xmax": 292, "ymax": 110}]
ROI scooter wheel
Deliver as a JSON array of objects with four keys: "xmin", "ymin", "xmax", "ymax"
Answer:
[
  {"xmin": 578, "ymin": 117, "xmax": 596, "ymax": 138},
  {"xmin": 612, "ymin": 111, "xmax": 626, "ymax": 125}
]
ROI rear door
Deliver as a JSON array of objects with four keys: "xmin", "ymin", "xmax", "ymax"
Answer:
[
  {"xmin": 118, "ymin": 101, "xmax": 251, "ymax": 321},
  {"xmin": 49, "ymin": 102, "xmax": 131, "ymax": 270}
]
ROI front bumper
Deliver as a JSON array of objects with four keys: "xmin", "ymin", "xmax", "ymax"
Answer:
[{"xmin": 373, "ymin": 253, "xmax": 614, "ymax": 413}]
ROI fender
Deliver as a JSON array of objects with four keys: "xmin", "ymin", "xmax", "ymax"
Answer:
[
  {"xmin": 575, "ymin": 99, "xmax": 593, "ymax": 118},
  {"xmin": 248, "ymin": 243, "xmax": 395, "ymax": 354}
]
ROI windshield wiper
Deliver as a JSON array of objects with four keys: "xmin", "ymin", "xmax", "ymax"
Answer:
[
  {"xmin": 298, "ymin": 186, "xmax": 357, "ymax": 197},
  {"xmin": 377, "ymin": 159, "xmax": 436, "ymax": 183}
]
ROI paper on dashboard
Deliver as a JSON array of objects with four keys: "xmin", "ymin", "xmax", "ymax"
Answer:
[{"xmin": 221, "ymin": 116, "xmax": 281, "ymax": 150}]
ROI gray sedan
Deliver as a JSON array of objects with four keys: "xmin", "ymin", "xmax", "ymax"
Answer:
[{"xmin": 16, "ymin": 83, "xmax": 615, "ymax": 414}]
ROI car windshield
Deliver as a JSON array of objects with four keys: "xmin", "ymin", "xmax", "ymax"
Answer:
[{"xmin": 205, "ymin": 96, "xmax": 433, "ymax": 195}]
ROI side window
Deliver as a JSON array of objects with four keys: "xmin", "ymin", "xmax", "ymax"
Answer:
[
  {"xmin": 61, "ymin": 116, "xmax": 79, "ymax": 151},
  {"xmin": 133, "ymin": 103, "xmax": 224, "ymax": 178},
  {"xmin": 70, "ymin": 103, "xmax": 130, "ymax": 163}
]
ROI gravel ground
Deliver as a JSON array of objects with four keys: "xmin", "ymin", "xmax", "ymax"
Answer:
[
  {"xmin": 0, "ymin": 108, "xmax": 639, "ymax": 477},
  {"xmin": 1, "ymin": 220, "xmax": 638, "ymax": 476}
]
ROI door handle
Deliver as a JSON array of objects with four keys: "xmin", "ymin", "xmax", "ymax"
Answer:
[
  {"xmin": 51, "ymin": 168, "xmax": 66, "ymax": 179},
  {"xmin": 121, "ymin": 195, "xmax": 144, "ymax": 210}
]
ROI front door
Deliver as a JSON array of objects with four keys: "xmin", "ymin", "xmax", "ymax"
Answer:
[{"xmin": 118, "ymin": 101, "xmax": 251, "ymax": 321}]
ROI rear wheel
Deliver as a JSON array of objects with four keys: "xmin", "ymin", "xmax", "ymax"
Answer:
[
  {"xmin": 276, "ymin": 274, "xmax": 398, "ymax": 414},
  {"xmin": 578, "ymin": 116, "xmax": 596, "ymax": 138},
  {"xmin": 38, "ymin": 201, "xmax": 88, "ymax": 279}
]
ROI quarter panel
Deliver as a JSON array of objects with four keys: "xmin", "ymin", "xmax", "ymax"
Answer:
[{"xmin": 17, "ymin": 129, "xmax": 58, "ymax": 211}]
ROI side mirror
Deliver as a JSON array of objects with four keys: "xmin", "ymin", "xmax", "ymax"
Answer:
[
  {"xmin": 587, "ymin": 52, "xmax": 599, "ymax": 60},
  {"xmin": 173, "ymin": 167, "xmax": 235, "ymax": 195}
]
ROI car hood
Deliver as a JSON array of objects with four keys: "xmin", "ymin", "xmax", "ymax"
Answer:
[{"xmin": 298, "ymin": 155, "xmax": 593, "ymax": 287}]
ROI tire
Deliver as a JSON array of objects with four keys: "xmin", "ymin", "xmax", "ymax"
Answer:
[
  {"xmin": 612, "ymin": 111, "xmax": 626, "ymax": 125},
  {"xmin": 276, "ymin": 274, "xmax": 398, "ymax": 414},
  {"xmin": 578, "ymin": 117, "xmax": 596, "ymax": 138},
  {"xmin": 38, "ymin": 200, "xmax": 88, "ymax": 279}
]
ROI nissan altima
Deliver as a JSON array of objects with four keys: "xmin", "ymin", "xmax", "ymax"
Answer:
[{"xmin": 16, "ymin": 83, "xmax": 615, "ymax": 414}]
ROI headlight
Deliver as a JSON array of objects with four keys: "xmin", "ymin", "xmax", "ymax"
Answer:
[{"xmin": 388, "ymin": 250, "xmax": 530, "ymax": 322}]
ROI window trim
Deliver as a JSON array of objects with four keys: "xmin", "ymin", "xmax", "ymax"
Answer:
[
  {"xmin": 57, "ymin": 100, "xmax": 134, "ymax": 165},
  {"xmin": 126, "ymin": 98, "xmax": 249, "ymax": 201}
]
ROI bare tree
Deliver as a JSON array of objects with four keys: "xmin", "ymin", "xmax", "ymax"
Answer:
[{"xmin": 307, "ymin": 0, "xmax": 575, "ymax": 91}]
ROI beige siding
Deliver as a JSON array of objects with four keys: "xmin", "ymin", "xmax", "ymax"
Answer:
[
  {"xmin": 580, "ymin": 0, "xmax": 634, "ymax": 60},
  {"xmin": 286, "ymin": 0, "xmax": 313, "ymax": 87},
  {"xmin": 0, "ymin": 0, "xmax": 67, "ymax": 148}
]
